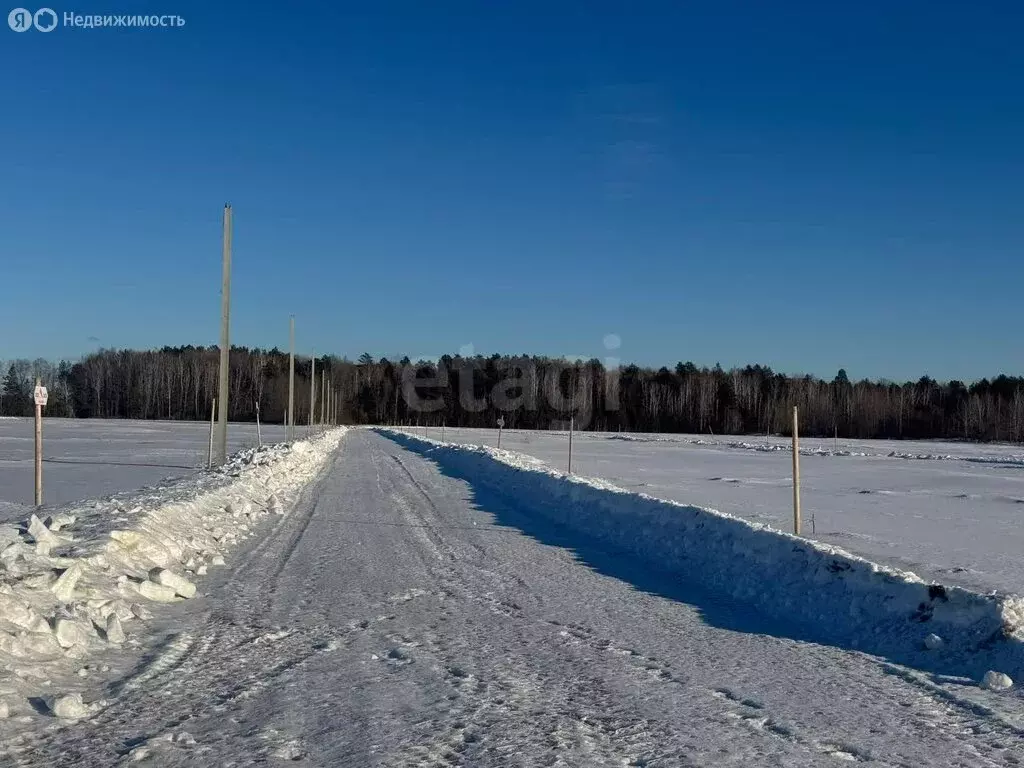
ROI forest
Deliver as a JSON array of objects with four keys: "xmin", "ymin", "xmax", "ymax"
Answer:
[{"xmin": 2, "ymin": 347, "xmax": 1023, "ymax": 442}]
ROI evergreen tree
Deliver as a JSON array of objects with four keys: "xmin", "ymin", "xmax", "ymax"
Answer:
[{"xmin": 1, "ymin": 364, "xmax": 28, "ymax": 417}]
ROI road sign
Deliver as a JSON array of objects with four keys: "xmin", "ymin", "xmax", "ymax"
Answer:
[
  {"xmin": 497, "ymin": 417, "xmax": 505, "ymax": 428},
  {"xmin": 34, "ymin": 385, "xmax": 48, "ymax": 407}
]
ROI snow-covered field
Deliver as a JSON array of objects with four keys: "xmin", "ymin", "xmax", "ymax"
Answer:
[
  {"xmin": 432, "ymin": 426, "xmax": 1024, "ymax": 596},
  {"xmin": 0, "ymin": 418, "xmax": 288, "ymax": 507}
]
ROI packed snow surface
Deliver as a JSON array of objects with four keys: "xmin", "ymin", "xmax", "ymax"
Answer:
[{"xmin": 3, "ymin": 428, "xmax": 1022, "ymax": 766}]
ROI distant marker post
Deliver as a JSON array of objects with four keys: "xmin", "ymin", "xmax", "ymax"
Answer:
[
  {"xmin": 792, "ymin": 406, "xmax": 801, "ymax": 535},
  {"xmin": 33, "ymin": 378, "xmax": 47, "ymax": 505}
]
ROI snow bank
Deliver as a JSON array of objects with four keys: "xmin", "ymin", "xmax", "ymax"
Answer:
[
  {"xmin": 381, "ymin": 429, "xmax": 1024, "ymax": 682},
  {"xmin": 0, "ymin": 428, "xmax": 345, "ymax": 718}
]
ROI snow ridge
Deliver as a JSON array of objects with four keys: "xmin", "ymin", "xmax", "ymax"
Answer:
[
  {"xmin": 0, "ymin": 428, "xmax": 345, "ymax": 719},
  {"xmin": 381, "ymin": 429, "xmax": 1024, "ymax": 683}
]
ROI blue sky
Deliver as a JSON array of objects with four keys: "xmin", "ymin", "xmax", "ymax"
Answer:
[{"xmin": 2, "ymin": 1, "xmax": 1021, "ymax": 382}]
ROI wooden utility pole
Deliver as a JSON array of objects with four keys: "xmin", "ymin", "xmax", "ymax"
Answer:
[
  {"xmin": 309, "ymin": 353, "xmax": 315, "ymax": 434},
  {"xmin": 215, "ymin": 204, "xmax": 232, "ymax": 465},
  {"xmin": 288, "ymin": 316, "xmax": 295, "ymax": 441},
  {"xmin": 792, "ymin": 406, "xmax": 801, "ymax": 535},
  {"xmin": 255, "ymin": 400, "xmax": 262, "ymax": 447},
  {"xmin": 33, "ymin": 378, "xmax": 46, "ymax": 505},
  {"xmin": 321, "ymin": 368, "xmax": 326, "ymax": 426}
]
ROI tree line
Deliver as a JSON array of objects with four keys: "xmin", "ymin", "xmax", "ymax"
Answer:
[{"xmin": 2, "ymin": 348, "xmax": 1023, "ymax": 442}]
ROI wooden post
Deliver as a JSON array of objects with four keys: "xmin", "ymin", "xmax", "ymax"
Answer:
[
  {"xmin": 792, "ymin": 406, "xmax": 801, "ymax": 535},
  {"xmin": 309, "ymin": 352, "xmax": 315, "ymax": 436},
  {"xmin": 255, "ymin": 400, "xmax": 262, "ymax": 447},
  {"xmin": 208, "ymin": 398, "xmax": 216, "ymax": 469},
  {"xmin": 34, "ymin": 378, "xmax": 43, "ymax": 505},
  {"xmin": 215, "ymin": 203, "xmax": 232, "ymax": 465},
  {"xmin": 568, "ymin": 373, "xmax": 576, "ymax": 474},
  {"xmin": 288, "ymin": 316, "xmax": 295, "ymax": 441},
  {"xmin": 320, "ymin": 368, "xmax": 326, "ymax": 427},
  {"xmin": 568, "ymin": 415, "xmax": 574, "ymax": 475},
  {"xmin": 834, "ymin": 424, "xmax": 838, "ymax": 453},
  {"xmin": 441, "ymin": 420, "xmax": 445, "ymax": 441}
]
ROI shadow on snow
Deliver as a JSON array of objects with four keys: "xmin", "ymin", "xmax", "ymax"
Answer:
[{"xmin": 378, "ymin": 429, "xmax": 1024, "ymax": 696}]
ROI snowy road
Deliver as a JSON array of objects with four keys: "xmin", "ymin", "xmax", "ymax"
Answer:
[{"xmin": 16, "ymin": 430, "xmax": 1024, "ymax": 766}]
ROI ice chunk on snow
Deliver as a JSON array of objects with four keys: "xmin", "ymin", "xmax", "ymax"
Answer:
[
  {"xmin": 981, "ymin": 671, "xmax": 1013, "ymax": 691},
  {"xmin": 133, "ymin": 580, "xmax": 179, "ymax": 603},
  {"xmin": 28, "ymin": 514, "xmax": 66, "ymax": 556},
  {"xmin": 149, "ymin": 568, "xmax": 196, "ymax": 599},
  {"xmin": 129, "ymin": 746, "xmax": 152, "ymax": 761},
  {"xmin": 0, "ymin": 593, "xmax": 51, "ymax": 634},
  {"xmin": 923, "ymin": 633, "xmax": 944, "ymax": 650},
  {"xmin": 108, "ymin": 530, "xmax": 176, "ymax": 568},
  {"xmin": 105, "ymin": 614, "xmax": 125, "ymax": 644},
  {"xmin": 54, "ymin": 617, "xmax": 88, "ymax": 649},
  {"xmin": 52, "ymin": 563, "xmax": 83, "ymax": 602},
  {"xmin": 27, "ymin": 514, "xmax": 52, "ymax": 542},
  {"xmin": 0, "ymin": 699, "xmax": 8, "ymax": 719},
  {"xmin": 51, "ymin": 693, "xmax": 90, "ymax": 719}
]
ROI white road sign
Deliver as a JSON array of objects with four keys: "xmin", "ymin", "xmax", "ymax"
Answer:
[{"xmin": 34, "ymin": 385, "xmax": 48, "ymax": 407}]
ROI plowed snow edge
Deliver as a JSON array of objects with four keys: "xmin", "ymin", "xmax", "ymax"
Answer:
[{"xmin": 0, "ymin": 427, "xmax": 347, "ymax": 720}]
